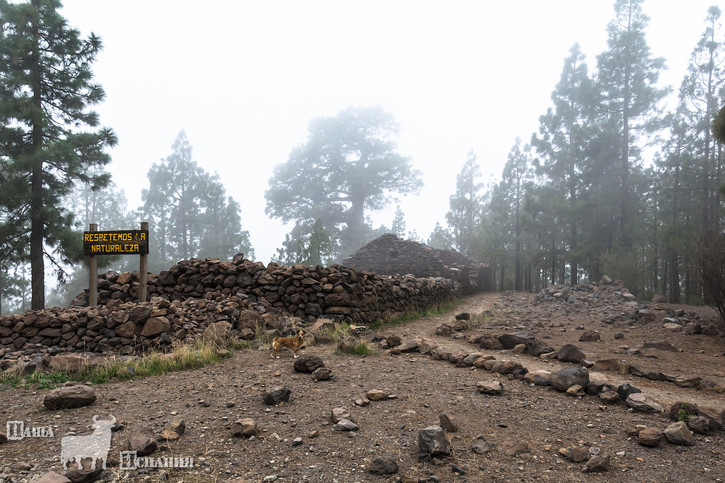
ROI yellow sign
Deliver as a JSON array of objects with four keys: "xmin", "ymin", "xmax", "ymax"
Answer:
[{"xmin": 83, "ymin": 230, "xmax": 149, "ymax": 256}]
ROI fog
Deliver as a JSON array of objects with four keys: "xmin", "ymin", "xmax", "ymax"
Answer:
[{"xmin": 57, "ymin": 0, "xmax": 719, "ymax": 263}]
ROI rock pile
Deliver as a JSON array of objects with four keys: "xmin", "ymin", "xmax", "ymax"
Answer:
[
  {"xmin": 0, "ymin": 256, "xmax": 459, "ymax": 366},
  {"xmin": 342, "ymin": 234, "xmax": 491, "ymax": 294},
  {"xmin": 534, "ymin": 275, "xmax": 638, "ymax": 307}
]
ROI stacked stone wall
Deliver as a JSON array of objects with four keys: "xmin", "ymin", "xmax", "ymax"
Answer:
[
  {"xmin": 0, "ymin": 256, "xmax": 459, "ymax": 365},
  {"xmin": 342, "ymin": 234, "xmax": 491, "ymax": 294}
]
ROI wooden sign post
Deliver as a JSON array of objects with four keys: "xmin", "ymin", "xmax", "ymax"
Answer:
[{"xmin": 84, "ymin": 223, "xmax": 150, "ymax": 306}]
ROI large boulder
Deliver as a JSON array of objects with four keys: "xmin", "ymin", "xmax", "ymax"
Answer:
[
  {"xmin": 550, "ymin": 367, "xmax": 589, "ymax": 392},
  {"xmin": 418, "ymin": 425, "xmax": 452, "ymax": 457},
  {"xmin": 43, "ymin": 385, "xmax": 97, "ymax": 410}
]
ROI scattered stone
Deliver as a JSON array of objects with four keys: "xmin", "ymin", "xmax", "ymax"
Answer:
[
  {"xmin": 63, "ymin": 467, "xmax": 103, "ymax": 483},
  {"xmin": 461, "ymin": 352, "xmax": 484, "ymax": 366},
  {"xmin": 293, "ymin": 355, "xmax": 325, "ymax": 373},
  {"xmin": 638, "ymin": 427, "xmax": 663, "ymax": 447},
  {"xmin": 291, "ymin": 437, "xmax": 303, "ymax": 447},
  {"xmin": 584, "ymin": 454, "xmax": 610, "ymax": 473},
  {"xmin": 526, "ymin": 338, "xmax": 555, "ymax": 357},
  {"xmin": 455, "ymin": 312, "xmax": 471, "ymax": 321},
  {"xmin": 614, "ymin": 332, "xmax": 624, "ymax": 339},
  {"xmin": 498, "ymin": 332, "xmax": 535, "ymax": 350},
  {"xmin": 674, "ymin": 376, "xmax": 702, "ymax": 388},
  {"xmin": 43, "ymin": 385, "xmax": 97, "ymax": 410},
  {"xmin": 263, "ymin": 386, "xmax": 291, "ymax": 406},
  {"xmin": 167, "ymin": 420, "xmax": 185, "ymax": 435},
  {"xmin": 331, "ymin": 408, "xmax": 352, "ymax": 423},
  {"xmin": 334, "ymin": 418, "xmax": 359, "ymax": 432},
  {"xmin": 512, "ymin": 343, "xmax": 527, "ymax": 354},
  {"xmin": 419, "ymin": 338, "xmax": 438, "ymax": 355},
  {"xmin": 472, "ymin": 355, "xmax": 496, "ymax": 368},
  {"xmin": 369, "ymin": 456, "xmax": 399, "ymax": 475},
  {"xmin": 500, "ymin": 439, "xmax": 528, "ymax": 456},
  {"xmin": 643, "ymin": 340, "xmax": 678, "ymax": 351},
  {"xmin": 435, "ymin": 324, "xmax": 452, "ymax": 336},
  {"xmin": 664, "ymin": 421, "xmax": 695, "ymax": 446},
  {"xmin": 418, "ymin": 425, "xmax": 452, "ymax": 457},
  {"xmin": 617, "ymin": 383, "xmax": 641, "ymax": 401},
  {"xmin": 550, "ymin": 367, "xmax": 589, "ymax": 392},
  {"xmin": 367, "ymin": 389, "xmax": 389, "ymax": 401},
  {"xmin": 560, "ymin": 446, "xmax": 589, "ymax": 462},
  {"xmin": 476, "ymin": 380, "xmax": 503, "ymax": 395},
  {"xmin": 30, "ymin": 472, "xmax": 71, "ymax": 483},
  {"xmin": 438, "ymin": 413, "xmax": 458, "ymax": 433},
  {"xmin": 557, "ymin": 344, "xmax": 586, "ymax": 363},
  {"xmin": 626, "ymin": 393, "xmax": 663, "ymax": 413},
  {"xmin": 566, "ymin": 385, "xmax": 585, "ymax": 397},
  {"xmin": 587, "ymin": 372, "xmax": 613, "ymax": 394},
  {"xmin": 579, "ymin": 330, "xmax": 600, "ymax": 342},
  {"xmin": 477, "ymin": 334, "xmax": 504, "ymax": 350},
  {"xmin": 698, "ymin": 405, "xmax": 725, "ymax": 431},
  {"xmin": 394, "ymin": 340, "xmax": 420, "ymax": 353},
  {"xmin": 354, "ymin": 394, "xmax": 370, "ymax": 407},
  {"xmin": 599, "ymin": 391, "xmax": 620, "ymax": 404},
  {"xmin": 524, "ymin": 370, "xmax": 551, "ymax": 386},
  {"xmin": 687, "ymin": 416, "xmax": 711, "ymax": 434},
  {"xmin": 593, "ymin": 358, "xmax": 629, "ymax": 374},
  {"xmin": 311, "ymin": 367, "xmax": 333, "ymax": 381},
  {"xmin": 128, "ymin": 427, "xmax": 157, "ymax": 456},
  {"xmin": 491, "ymin": 360, "xmax": 524, "ymax": 375},
  {"xmin": 471, "ymin": 435, "xmax": 492, "ymax": 454},
  {"xmin": 0, "ymin": 432, "xmax": 6, "ymax": 444}
]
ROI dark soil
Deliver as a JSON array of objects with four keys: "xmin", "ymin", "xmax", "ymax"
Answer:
[{"xmin": 1, "ymin": 292, "xmax": 724, "ymax": 483}]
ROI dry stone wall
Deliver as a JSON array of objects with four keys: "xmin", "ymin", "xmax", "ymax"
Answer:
[
  {"xmin": 0, "ymin": 255, "xmax": 459, "ymax": 366},
  {"xmin": 342, "ymin": 234, "xmax": 491, "ymax": 294}
]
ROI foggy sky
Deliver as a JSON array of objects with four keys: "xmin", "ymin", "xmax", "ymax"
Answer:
[{"xmin": 58, "ymin": 0, "xmax": 722, "ymax": 263}]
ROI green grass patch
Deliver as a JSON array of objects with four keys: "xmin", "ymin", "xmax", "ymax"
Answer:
[
  {"xmin": 336, "ymin": 337, "xmax": 375, "ymax": 356},
  {"xmin": 0, "ymin": 339, "xmax": 235, "ymax": 389},
  {"xmin": 371, "ymin": 299, "xmax": 463, "ymax": 329}
]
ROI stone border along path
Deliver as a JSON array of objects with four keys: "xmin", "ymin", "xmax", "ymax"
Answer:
[{"xmin": 377, "ymin": 293, "xmax": 725, "ymax": 424}]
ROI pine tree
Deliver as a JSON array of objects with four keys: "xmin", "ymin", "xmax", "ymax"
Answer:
[
  {"xmin": 0, "ymin": 0, "xmax": 117, "ymax": 309},
  {"xmin": 531, "ymin": 44, "xmax": 595, "ymax": 285},
  {"xmin": 446, "ymin": 150, "xmax": 483, "ymax": 257},
  {"xmin": 391, "ymin": 205, "xmax": 406, "ymax": 237},
  {"xmin": 595, "ymin": 0, "xmax": 668, "ymax": 248}
]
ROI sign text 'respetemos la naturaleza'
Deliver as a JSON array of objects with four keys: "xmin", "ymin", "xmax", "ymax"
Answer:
[{"xmin": 83, "ymin": 230, "xmax": 149, "ymax": 256}]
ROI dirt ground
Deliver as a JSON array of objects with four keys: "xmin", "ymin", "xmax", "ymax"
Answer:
[{"xmin": 1, "ymin": 291, "xmax": 724, "ymax": 483}]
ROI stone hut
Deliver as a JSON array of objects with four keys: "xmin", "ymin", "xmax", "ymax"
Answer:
[{"xmin": 342, "ymin": 234, "xmax": 491, "ymax": 294}]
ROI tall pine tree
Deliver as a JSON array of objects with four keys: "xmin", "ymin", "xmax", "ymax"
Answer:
[
  {"xmin": 0, "ymin": 0, "xmax": 116, "ymax": 309},
  {"xmin": 595, "ymin": 0, "xmax": 668, "ymax": 249}
]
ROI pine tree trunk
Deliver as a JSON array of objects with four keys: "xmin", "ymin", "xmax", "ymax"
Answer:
[{"xmin": 30, "ymin": 20, "xmax": 45, "ymax": 310}]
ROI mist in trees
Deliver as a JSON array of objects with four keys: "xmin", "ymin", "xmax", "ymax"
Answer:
[
  {"xmin": 266, "ymin": 106, "xmax": 422, "ymax": 264},
  {"xmin": 430, "ymin": 0, "xmax": 724, "ymax": 302},
  {"xmin": 2, "ymin": 0, "xmax": 725, "ymax": 313},
  {"xmin": 142, "ymin": 131, "xmax": 254, "ymax": 273}
]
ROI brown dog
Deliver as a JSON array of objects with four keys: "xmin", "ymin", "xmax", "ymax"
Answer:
[{"xmin": 270, "ymin": 330, "xmax": 306, "ymax": 358}]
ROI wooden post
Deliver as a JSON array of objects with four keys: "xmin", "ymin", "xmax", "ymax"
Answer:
[
  {"xmin": 139, "ymin": 221, "xmax": 148, "ymax": 302},
  {"xmin": 88, "ymin": 223, "xmax": 97, "ymax": 306}
]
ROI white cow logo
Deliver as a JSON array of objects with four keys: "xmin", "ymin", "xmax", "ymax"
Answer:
[{"xmin": 61, "ymin": 415, "xmax": 116, "ymax": 470}]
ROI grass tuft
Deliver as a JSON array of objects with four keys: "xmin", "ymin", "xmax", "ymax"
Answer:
[
  {"xmin": 0, "ymin": 339, "xmax": 235, "ymax": 389},
  {"xmin": 371, "ymin": 299, "xmax": 463, "ymax": 329}
]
